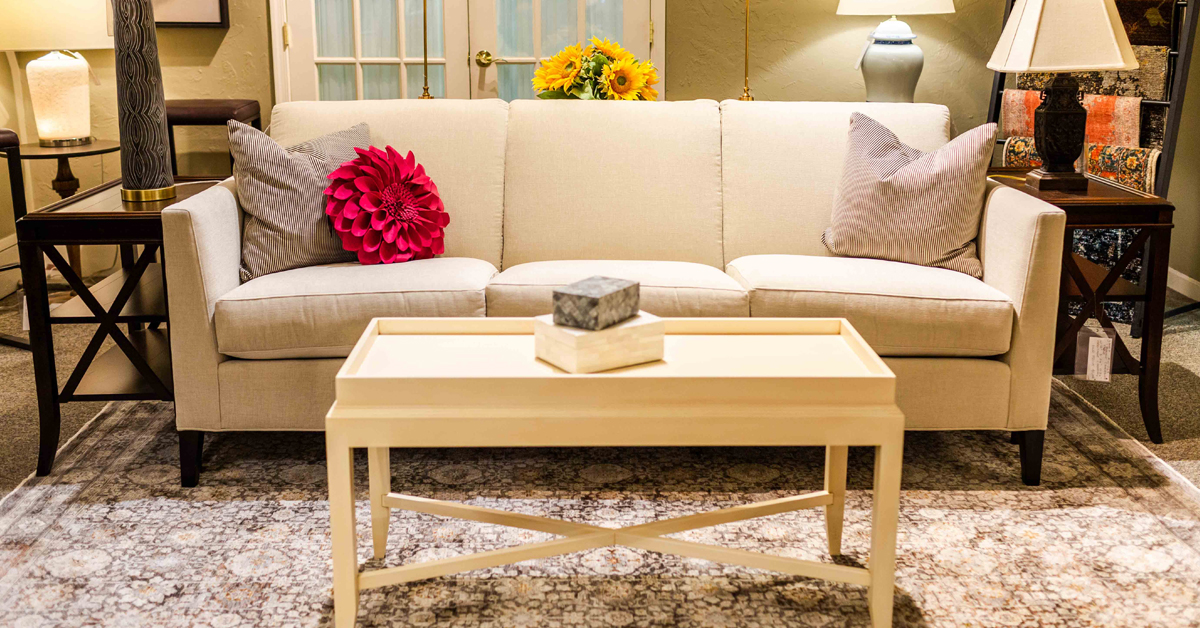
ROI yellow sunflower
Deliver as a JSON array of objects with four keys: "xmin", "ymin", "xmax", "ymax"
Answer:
[
  {"xmin": 586, "ymin": 37, "xmax": 634, "ymax": 62},
  {"xmin": 601, "ymin": 57, "xmax": 647, "ymax": 100},
  {"xmin": 639, "ymin": 61, "xmax": 659, "ymax": 101},
  {"xmin": 532, "ymin": 44, "xmax": 584, "ymax": 92}
]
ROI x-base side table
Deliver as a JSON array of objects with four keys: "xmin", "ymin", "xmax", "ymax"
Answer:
[
  {"xmin": 989, "ymin": 169, "xmax": 1174, "ymax": 443},
  {"xmin": 327, "ymin": 317, "xmax": 905, "ymax": 628}
]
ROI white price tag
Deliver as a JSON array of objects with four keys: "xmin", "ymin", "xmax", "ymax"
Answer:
[
  {"xmin": 21, "ymin": 296, "xmax": 29, "ymax": 332},
  {"xmin": 1086, "ymin": 335, "xmax": 1114, "ymax": 382}
]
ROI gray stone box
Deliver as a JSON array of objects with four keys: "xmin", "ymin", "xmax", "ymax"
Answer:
[{"xmin": 552, "ymin": 276, "xmax": 640, "ymax": 330}]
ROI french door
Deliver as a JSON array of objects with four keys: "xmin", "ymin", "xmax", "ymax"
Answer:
[
  {"xmin": 271, "ymin": 0, "xmax": 662, "ymax": 103},
  {"xmin": 467, "ymin": 0, "xmax": 651, "ymax": 101},
  {"xmin": 279, "ymin": 0, "xmax": 471, "ymax": 101}
]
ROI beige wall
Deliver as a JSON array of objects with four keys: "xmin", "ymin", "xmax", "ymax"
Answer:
[
  {"xmin": 666, "ymin": 0, "xmax": 1005, "ymax": 135},
  {"xmin": 0, "ymin": 0, "xmax": 272, "ymax": 249},
  {"xmin": 1166, "ymin": 51, "xmax": 1200, "ymax": 288}
]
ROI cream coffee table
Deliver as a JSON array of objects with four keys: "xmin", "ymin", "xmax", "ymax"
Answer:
[{"xmin": 326, "ymin": 317, "xmax": 905, "ymax": 628}]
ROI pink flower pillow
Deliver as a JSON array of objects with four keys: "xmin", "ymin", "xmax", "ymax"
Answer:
[{"xmin": 324, "ymin": 147, "xmax": 449, "ymax": 264}]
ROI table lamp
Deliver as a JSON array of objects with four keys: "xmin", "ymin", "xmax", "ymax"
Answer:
[
  {"xmin": 988, "ymin": 0, "xmax": 1138, "ymax": 191},
  {"xmin": 0, "ymin": 1, "xmax": 114, "ymax": 147},
  {"xmin": 837, "ymin": 0, "xmax": 956, "ymax": 103}
]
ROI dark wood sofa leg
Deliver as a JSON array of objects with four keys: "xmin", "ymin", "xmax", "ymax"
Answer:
[
  {"xmin": 1016, "ymin": 430, "xmax": 1045, "ymax": 486},
  {"xmin": 180, "ymin": 431, "xmax": 204, "ymax": 487}
]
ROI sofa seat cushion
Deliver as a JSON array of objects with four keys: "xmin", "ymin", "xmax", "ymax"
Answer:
[
  {"xmin": 215, "ymin": 257, "xmax": 497, "ymax": 359},
  {"xmin": 487, "ymin": 260, "xmax": 749, "ymax": 317},
  {"xmin": 726, "ymin": 254, "xmax": 1013, "ymax": 357}
]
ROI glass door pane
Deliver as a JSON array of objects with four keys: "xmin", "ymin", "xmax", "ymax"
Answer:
[
  {"xmin": 497, "ymin": 0, "xmax": 534, "ymax": 57},
  {"xmin": 361, "ymin": 0, "xmax": 399, "ymax": 58},
  {"xmin": 498, "ymin": 64, "xmax": 535, "ymax": 101},
  {"xmin": 585, "ymin": 0, "xmax": 622, "ymax": 42},
  {"xmin": 540, "ymin": 0, "xmax": 577, "ymax": 53},
  {"xmin": 315, "ymin": 0, "xmax": 355, "ymax": 57},
  {"xmin": 364, "ymin": 65, "xmax": 402, "ymax": 99},
  {"xmin": 319, "ymin": 65, "xmax": 357, "ymax": 100}
]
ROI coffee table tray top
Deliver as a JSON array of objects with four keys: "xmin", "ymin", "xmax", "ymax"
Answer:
[
  {"xmin": 329, "ymin": 317, "xmax": 900, "ymax": 446},
  {"xmin": 326, "ymin": 317, "xmax": 905, "ymax": 627}
]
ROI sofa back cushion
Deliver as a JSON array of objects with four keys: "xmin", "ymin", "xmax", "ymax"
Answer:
[
  {"xmin": 501, "ymin": 100, "xmax": 724, "ymax": 269},
  {"xmin": 720, "ymin": 101, "xmax": 953, "ymax": 264},
  {"xmin": 270, "ymin": 99, "xmax": 508, "ymax": 268}
]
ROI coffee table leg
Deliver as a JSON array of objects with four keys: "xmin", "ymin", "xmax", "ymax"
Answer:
[
  {"xmin": 367, "ymin": 447, "xmax": 392, "ymax": 559},
  {"xmin": 869, "ymin": 440, "xmax": 903, "ymax": 628},
  {"xmin": 327, "ymin": 436, "xmax": 359, "ymax": 628},
  {"xmin": 824, "ymin": 445, "xmax": 848, "ymax": 556}
]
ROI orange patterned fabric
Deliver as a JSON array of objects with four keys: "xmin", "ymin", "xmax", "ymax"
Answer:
[
  {"xmin": 1001, "ymin": 89, "xmax": 1042, "ymax": 137},
  {"xmin": 1000, "ymin": 90, "xmax": 1142, "ymax": 148},
  {"xmin": 1081, "ymin": 94, "xmax": 1142, "ymax": 147}
]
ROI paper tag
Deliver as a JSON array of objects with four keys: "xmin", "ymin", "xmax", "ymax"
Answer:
[
  {"xmin": 21, "ymin": 296, "xmax": 30, "ymax": 332},
  {"xmin": 1086, "ymin": 335, "xmax": 1114, "ymax": 382}
]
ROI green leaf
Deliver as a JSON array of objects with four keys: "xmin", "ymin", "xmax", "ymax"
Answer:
[{"xmin": 538, "ymin": 89, "xmax": 573, "ymax": 99}]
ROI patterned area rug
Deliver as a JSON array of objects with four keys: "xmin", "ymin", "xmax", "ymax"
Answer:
[{"xmin": 2, "ymin": 384, "xmax": 1200, "ymax": 627}]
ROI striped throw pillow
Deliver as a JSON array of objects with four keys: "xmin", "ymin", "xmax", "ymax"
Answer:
[
  {"xmin": 821, "ymin": 113, "xmax": 997, "ymax": 279},
  {"xmin": 229, "ymin": 120, "xmax": 371, "ymax": 282}
]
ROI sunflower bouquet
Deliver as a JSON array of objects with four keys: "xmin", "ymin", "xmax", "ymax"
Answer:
[{"xmin": 532, "ymin": 38, "xmax": 658, "ymax": 101}]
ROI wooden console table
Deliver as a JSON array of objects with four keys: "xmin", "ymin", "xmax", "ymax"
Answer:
[
  {"xmin": 16, "ymin": 178, "xmax": 219, "ymax": 475},
  {"xmin": 989, "ymin": 168, "xmax": 1174, "ymax": 443}
]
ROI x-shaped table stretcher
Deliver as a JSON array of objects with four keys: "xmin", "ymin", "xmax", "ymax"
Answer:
[{"xmin": 327, "ymin": 443, "xmax": 902, "ymax": 627}]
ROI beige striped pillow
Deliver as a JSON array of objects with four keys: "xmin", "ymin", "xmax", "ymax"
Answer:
[
  {"xmin": 230, "ymin": 120, "xmax": 370, "ymax": 282},
  {"xmin": 821, "ymin": 113, "xmax": 997, "ymax": 278}
]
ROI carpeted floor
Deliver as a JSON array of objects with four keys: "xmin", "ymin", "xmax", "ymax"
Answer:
[
  {"xmin": 1, "ymin": 389, "xmax": 1199, "ymax": 626},
  {"xmin": 1060, "ymin": 290, "xmax": 1200, "ymax": 486}
]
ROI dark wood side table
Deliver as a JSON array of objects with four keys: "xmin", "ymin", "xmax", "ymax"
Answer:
[
  {"xmin": 2, "ymin": 140, "xmax": 122, "ymax": 278},
  {"xmin": 989, "ymin": 168, "xmax": 1175, "ymax": 443},
  {"xmin": 165, "ymin": 99, "xmax": 261, "ymax": 176},
  {"xmin": 16, "ymin": 178, "xmax": 220, "ymax": 476}
]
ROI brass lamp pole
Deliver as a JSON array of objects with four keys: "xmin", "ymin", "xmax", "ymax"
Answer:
[
  {"xmin": 419, "ymin": 0, "xmax": 433, "ymax": 99},
  {"xmin": 739, "ymin": 0, "xmax": 753, "ymax": 101}
]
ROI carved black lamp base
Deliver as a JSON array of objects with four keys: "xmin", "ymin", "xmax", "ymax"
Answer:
[{"xmin": 1026, "ymin": 73, "xmax": 1089, "ymax": 192}]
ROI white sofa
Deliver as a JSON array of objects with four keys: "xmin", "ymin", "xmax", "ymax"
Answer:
[{"xmin": 163, "ymin": 99, "xmax": 1065, "ymax": 486}]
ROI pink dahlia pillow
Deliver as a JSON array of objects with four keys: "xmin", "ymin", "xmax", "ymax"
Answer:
[
  {"xmin": 324, "ymin": 147, "xmax": 450, "ymax": 264},
  {"xmin": 821, "ymin": 113, "xmax": 997, "ymax": 278}
]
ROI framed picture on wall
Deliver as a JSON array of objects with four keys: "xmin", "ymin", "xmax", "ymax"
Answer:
[{"xmin": 153, "ymin": 0, "xmax": 229, "ymax": 28}]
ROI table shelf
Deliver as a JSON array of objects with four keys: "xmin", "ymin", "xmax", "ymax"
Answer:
[
  {"xmin": 1063, "ymin": 254, "xmax": 1146, "ymax": 301},
  {"xmin": 64, "ymin": 328, "xmax": 173, "ymax": 402},
  {"xmin": 50, "ymin": 263, "xmax": 167, "ymax": 324}
]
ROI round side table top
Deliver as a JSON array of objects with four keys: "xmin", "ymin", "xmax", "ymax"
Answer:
[{"xmin": 14, "ymin": 140, "xmax": 121, "ymax": 160}]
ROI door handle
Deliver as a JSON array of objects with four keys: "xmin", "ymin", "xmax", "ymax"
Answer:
[{"xmin": 475, "ymin": 50, "xmax": 496, "ymax": 67}]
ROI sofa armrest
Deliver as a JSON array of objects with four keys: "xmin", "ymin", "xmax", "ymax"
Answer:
[
  {"xmin": 162, "ymin": 178, "xmax": 242, "ymax": 430},
  {"xmin": 978, "ymin": 179, "xmax": 1067, "ymax": 430}
]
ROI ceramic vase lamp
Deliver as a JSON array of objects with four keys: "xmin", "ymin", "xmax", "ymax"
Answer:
[
  {"xmin": 988, "ymin": 0, "xmax": 1138, "ymax": 191},
  {"xmin": 837, "ymin": 0, "xmax": 956, "ymax": 103},
  {"xmin": 0, "ymin": 0, "xmax": 113, "ymax": 147}
]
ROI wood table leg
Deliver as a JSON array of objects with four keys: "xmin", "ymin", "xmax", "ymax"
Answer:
[
  {"xmin": 868, "ymin": 438, "xmax": 903, "ymax": 628},
  {"xmin": 1139, "ymin": 228, "xmax": 1171, "ymax": 444},
  {"xmin": 368, "ymin": 447, "xmax": 391, "ymax": 560},
  {"xmin": 19, "ymin": 242, "xmax": 61, "ymax": 476},
  {"xmin": 327, "ymin": 436, "xmax": 360, "ymax": 628},
  {"xmin": 824, "ymin": 445, "xmax": 848, "ymax": 556}
]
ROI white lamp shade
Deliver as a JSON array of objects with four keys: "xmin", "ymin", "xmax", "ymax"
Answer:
[
  {"xmin": 988, "ymin": 0, "xmax": 1138, "ymax": 72},
  {"xmin": 26, "ymin": 52, "xmax": 92, "ymax": 141},
  {"xmin": 837, "ymin": 0, "xmax": 956, "ymax": 15},
  {"xmin": 0, "ymin": 0, "xmax": 114, "ymax": 51}
]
